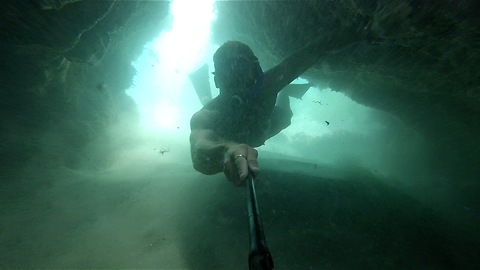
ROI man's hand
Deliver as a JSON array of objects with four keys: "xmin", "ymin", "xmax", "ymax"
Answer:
[{"xmin": 223, "ymin": 144, "xmax": 260, "ymax": 186}]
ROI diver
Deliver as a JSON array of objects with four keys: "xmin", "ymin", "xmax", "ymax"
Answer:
[{"xmin": 189, "ymin": 38, "xmax": 324, "ymax": 186}]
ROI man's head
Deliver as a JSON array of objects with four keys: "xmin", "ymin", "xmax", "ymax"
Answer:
[{"xmin": 213, "ymin": 41, "xmax": 263, "ymax": 96}]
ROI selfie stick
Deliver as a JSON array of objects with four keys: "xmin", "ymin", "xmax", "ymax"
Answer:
[{"xmin": 246, "ymin": 172, "xmax": 274, "ymax": 270}]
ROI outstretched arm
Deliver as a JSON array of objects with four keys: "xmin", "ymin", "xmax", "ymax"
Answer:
[
  {"xmin": 190, "ymin": 110, "xmax": 260, "ymax": 186},
  {"xmin": 264, "ymin": 36, "xmax": 324, "ymax": 95}
]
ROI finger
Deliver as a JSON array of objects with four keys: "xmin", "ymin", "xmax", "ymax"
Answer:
[
  {"xmin": 223, "ymin": 159, "xmax": 239, "ymax": 185},
  {"xmin": 235, "ymin": 154, "xmax": 249, "ymax": 182}
]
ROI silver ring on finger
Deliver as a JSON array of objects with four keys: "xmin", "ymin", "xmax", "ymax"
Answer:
[{"xmin": 234, "ymin": 154, "xmax": 247, "ymax": 161}]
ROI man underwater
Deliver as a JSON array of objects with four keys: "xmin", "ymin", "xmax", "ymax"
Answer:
[{"xmin": 190, "ymin": 39, "xmax": 324, "ymax": 186}]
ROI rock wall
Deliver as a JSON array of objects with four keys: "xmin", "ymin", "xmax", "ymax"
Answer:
[
  {"xmin": 1, "ymin": 0, "xmax": 170, "ymax": 169},
  {"xmin": 212, "ymin": 0, "xmax": 480, "ymax": 207}
]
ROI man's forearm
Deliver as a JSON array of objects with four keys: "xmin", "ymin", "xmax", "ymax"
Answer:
[
  {"xmin": 265, "ymin": 36, "xmax": 324, "ymax": 92},
  {"xmin": 283, "ymin": 36, "xmax": 324, "ymax": 77}
]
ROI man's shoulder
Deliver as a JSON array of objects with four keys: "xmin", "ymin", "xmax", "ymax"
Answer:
[
  {"xmin": 190, "ymin": 108, "xmax": 220, "ymax": 130},
  {"xmin": 193, "ymin": 108, "xmax": 219, "ymax": 120},
  {"xmin": 202, "ymin": 95, "xmax": 222, "ymax": 110}
]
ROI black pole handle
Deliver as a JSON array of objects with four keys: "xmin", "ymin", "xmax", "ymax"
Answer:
[{"xmin": 246, "ymin": 172, "xmax": 274, "ymax": 270}]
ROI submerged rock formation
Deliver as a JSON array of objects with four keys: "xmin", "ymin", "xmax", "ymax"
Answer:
[
  {"xmin": 1, "ymin": 1, "xmax": 170, "ymax": 167},
  {"xmin": 213, "ymin": 0, "xmax": 480, "ymax": 189}
]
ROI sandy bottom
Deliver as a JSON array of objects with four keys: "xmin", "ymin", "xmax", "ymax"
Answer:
[{"xmin": 1, "ymin": 156, "xmax": 479, "ymax": 269}]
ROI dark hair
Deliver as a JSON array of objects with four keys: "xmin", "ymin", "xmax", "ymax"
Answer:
[{"xmin": 213, "ymin": 41, "xmax": 257, "ymax": 70}]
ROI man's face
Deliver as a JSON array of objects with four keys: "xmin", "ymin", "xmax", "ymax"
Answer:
[{"xmin": 214, "ymin": 56, "xmax": 258, "ymax": 94}]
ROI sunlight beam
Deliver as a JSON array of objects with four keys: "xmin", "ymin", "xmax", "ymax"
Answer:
[{"xmin": 126, "ymin": 0, "xmax": 216, "ymax": 133}]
